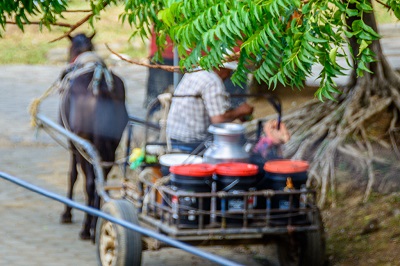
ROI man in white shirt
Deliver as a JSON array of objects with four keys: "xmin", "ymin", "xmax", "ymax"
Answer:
[{"xmin": 166, "ymin": 64, "xmax": 254, "ymax": 152}]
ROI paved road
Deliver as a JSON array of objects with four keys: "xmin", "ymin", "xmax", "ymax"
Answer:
[
  {"xmin": 0, "ymin": 64, "xmax": 147, "ymax": 266},
  {"xmin": 0, "ymin": 23, "xmax": 399, "ymax": 265},
  {"xmin": 0, "ymin": 63, "xmax": 275, "ymax": 266}
]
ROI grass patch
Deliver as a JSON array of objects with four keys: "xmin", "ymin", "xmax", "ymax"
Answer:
[
  {"xmin": 373, "ymin": 1, "xmax": 399, "ymax": 24},
  {"xmin": 0, "ymin": 1, "xmax": 147, "ymax": 65}
]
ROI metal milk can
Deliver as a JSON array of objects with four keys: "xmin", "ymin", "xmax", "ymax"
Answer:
[{"xmin": 203, "ymin": 123, "xmax": 249, "ymax": 164}]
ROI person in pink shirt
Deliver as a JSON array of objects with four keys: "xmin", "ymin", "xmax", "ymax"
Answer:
[{"xmin": 252, "ymin": 119, "xmax": 291, "ymax": 161}]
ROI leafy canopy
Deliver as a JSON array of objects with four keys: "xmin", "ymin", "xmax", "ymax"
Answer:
[
  {"xmin": 122, "ymin": 0, "xmax": 400, "ymax": 100},
  {"xmin": 0, "ymin": 0, "xmax": 67, "ymax": 31},
  {"xmin": 1, "ymin": 0, "xmax": 400, "ymax": 100}
]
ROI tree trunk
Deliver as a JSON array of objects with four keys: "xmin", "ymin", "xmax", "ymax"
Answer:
[{"xmin": 282, "ymin": 1, "xmax": 400, "ymax": 207}]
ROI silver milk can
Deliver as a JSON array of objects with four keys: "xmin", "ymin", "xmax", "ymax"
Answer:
[{"xmin": 203, "ymin": 123, "xmax": 249, "ymax": 164}]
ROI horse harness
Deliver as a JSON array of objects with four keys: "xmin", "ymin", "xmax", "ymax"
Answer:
[{"xmin": 57, "ymin": 51, "xmax": 114, "ymax": 95}]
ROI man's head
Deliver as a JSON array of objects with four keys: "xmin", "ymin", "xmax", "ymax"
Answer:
[
  {"xmin": 214, "ymin": 61, "xmax": 238, "ymax": 80},
  {"xmin": 214, "ymin": 67, "xmax": 232, "ymax": 80}
]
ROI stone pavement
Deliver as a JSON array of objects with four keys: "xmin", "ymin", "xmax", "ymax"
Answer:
[
  {"xmin": 0, "ymin": 64, "xmax": 96, "ymax": 265},
  {"xmin": 0, "ymin": 64, "xmax": 147, "ymax": 266},
  {"xmin": 0, "ymin": 64, "xmax": 273, "ymax": 266}
]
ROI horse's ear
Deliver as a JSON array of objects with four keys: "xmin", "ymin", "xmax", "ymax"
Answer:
[{"xmin": 89, "ymin": 31, "xmax": 96, "ymax": 40}]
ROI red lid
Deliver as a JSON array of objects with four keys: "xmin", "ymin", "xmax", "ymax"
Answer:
[
  {"xmin": 170, "ymin": 163, "xmax": 215, "ymax": 177},
  {"xmin": 264, "ymin": 160, "xmax": 309, "ymax": 174},
  {"xmin": 215, "ymin": 163, "xmax": 258, "ymax": 176}
]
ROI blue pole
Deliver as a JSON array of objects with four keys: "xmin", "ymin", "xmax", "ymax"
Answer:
[
  {"xmin": 0, "ymin": 172, "xmax": 243, "ymax": 266},
  {"xmin": 173, "ymin": 47, "xmax": 179, "ymax": 90}
]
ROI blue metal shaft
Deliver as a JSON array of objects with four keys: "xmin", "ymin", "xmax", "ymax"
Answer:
[
  {"xmin": 0, "ymin": 172, "xmax": 243, "ymax": 266},
  {"xmin": 36, "ymin": 114, "xmax": 110, "ymax": 202}
]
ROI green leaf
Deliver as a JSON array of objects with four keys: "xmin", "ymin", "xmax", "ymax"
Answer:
[
  {"xmin": 304, "ymin": 42, "xmax": 321, "ymax": 55},
  {"xmin": 329, "ymin": 47, "xmax": 338, "ymax": 64},
  {"xmin": 233, "ymin": 11, "xmax": 241, "ymax": 28},
  {"xmin": 264, "ymin": 62, "xmax": 275, "ymax": 76},
  {"xmin": 357, "ymin": 31, "xmax": 375, "ymax": 41},
  {"xmin": 270, "ymin": 1, "xmax": 280, "ymax": 17},
  {"xmin": 266, "ymin": 26, "xmax": 279, "ymax": 44},
  {"xmin": 361, "ymin": 23, "xmax": 381, "ymax": 39},
  {"xmin": 334, "ymin": 1, "xmax": 346, "ymax": 11},
  {"xmin": 394, "ymin": 7, "xmax": 400, "ymax": 20},
  {"xmin": 357, "ymin": 60, "xmax": 373, "ymax": 74},
  {"xmin": 357, "ymin": 2, "xmax": 373, "ymax": 12},
  {"xmin": 358, "ymin": 40, "xmax": 369, "ymax": 56},
  {"xmin": 302, "ymin": 3, "xmax": 311, "ymax": 14},
  {"xmin": 299, "ymin": 52, "xmax": 314, "ymax": 65},
  {"xmin": 345, "ymin": 9, "xmax": 359, "ymax": 17},
  {"xmin": 305, "ymin": 31, "xmax": 327, "ymax": 43},
  {"xmin": 352, "ymin": 20, "xmax": 363, "ymax": 31},
  {"xmin": 344, "ymin": 30, "xmax": 354, "ymax": 39},
  {"xmin": 295, "ymin": 56, "xmax": 308, "ymax": 73},
  {"xmin": 277, "ymin": 72, "xmax": 285, "ymax": 85},
  {"xmin": 268, "ymin": 75, "xmax": 278, "ymax": 89}
]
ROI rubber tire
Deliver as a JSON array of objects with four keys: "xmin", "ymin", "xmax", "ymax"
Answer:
[
  {"xmin": 96, "ymin": 199, "xmax": 142, "ymax": 266},
  {"xmin": 277, "ymin": 209, "xmax": 326, "ymax": 266}
]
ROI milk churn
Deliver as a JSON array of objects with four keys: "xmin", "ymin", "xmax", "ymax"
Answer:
[{"xmin": 203, "ymin": 123, "xmax": 249, "ymax": 164}]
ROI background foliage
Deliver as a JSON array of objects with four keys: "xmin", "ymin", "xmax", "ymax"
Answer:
[
  {"xmin": 122, "ymin": 0, "xmax": 400, "ymax": 100},
  {"xmin": 0, "ymin": 1, "xmax": 144, "ymax": 64},
  {"xmin": 0, "ymin": 0, "xmax": 399, "ymax": 99}
]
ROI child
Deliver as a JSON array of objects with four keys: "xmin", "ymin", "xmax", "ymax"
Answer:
[{"xmin": 251, "ymin": 119, "xmax": 290, "ymax": 162}]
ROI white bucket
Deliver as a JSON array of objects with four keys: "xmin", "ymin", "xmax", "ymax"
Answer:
[{"xmin": 159, "ymin": 153, "xmax": 203, "ymax": 176}]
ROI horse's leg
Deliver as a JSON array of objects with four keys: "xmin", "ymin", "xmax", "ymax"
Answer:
[
  {"xmin": 80, "ymin": 160, "xmax": 96, "ymax": 240},
  {"xmin": 61, "ymin": 150, "xmax": 78, "ymax": 223}
]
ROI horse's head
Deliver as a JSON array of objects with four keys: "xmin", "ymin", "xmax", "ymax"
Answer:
[{"xmin": 68, "ymin": 32, "xmax": 95, "ymax": 63}]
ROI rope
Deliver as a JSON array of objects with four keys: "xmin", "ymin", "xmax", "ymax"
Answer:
[
  {"xmin": 28, "ymin": 81, "xmax": 60, "ymax": 128},
  {"xmin": 157, "ymin": 92, "xmax": 173, "ymax": 150},
  {"xmin": 139, "ymin": 168, "xmax": 171, "ymax": 215}
]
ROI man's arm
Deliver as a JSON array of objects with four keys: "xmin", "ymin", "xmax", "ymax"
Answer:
[{"xmin": 210, "ymin": 102, "xmax": 254, "ymax": 123}]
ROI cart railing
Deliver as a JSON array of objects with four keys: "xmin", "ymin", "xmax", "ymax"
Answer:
[{"xmin": 124, "ymin": 177, "xmax": 319, "ymax": 237}]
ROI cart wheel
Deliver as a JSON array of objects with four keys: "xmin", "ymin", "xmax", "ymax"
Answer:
[
  {"xmin": 96, "ymin": 199, "xmax": 142, "ymax": 266},
  {"xmin": 277, "ymin": 209, "xmax": 326, "ymax": 266}
]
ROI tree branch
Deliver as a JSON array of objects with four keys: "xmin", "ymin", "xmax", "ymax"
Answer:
[
  {"xmin": 49, "ymin": 13, "xmax": 93, "ymax": 43},
  {"xmin": 105, "ymin": 44, "xmax": 182, "ymax": 72},
  {"xmin": 50, "ymin": 2, "xmax": 110, "ymax": 43},
  {"xmin": 64, "ymin": 9, "xmax": 92, "ymax": 13},
  {"xmin": 6, "ymin": 20, "xmax": 72, "ymax": 28},
  {"xmin": 374, "ymin": 0, "xmax": 391, "ymax": 9},
  {"xmin": 389, "ymin": 109, "xmax": 400, "ymax": 158}
]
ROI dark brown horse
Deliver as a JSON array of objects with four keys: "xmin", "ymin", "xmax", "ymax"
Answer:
[{"xmin": 59, "ymin": 33, "xmax": 128, "ymax": 240}]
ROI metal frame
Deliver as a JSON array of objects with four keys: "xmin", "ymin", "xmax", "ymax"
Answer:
[{"xmin": 123, "ymin": 177, "xmax": 320, "ymax": 245}]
